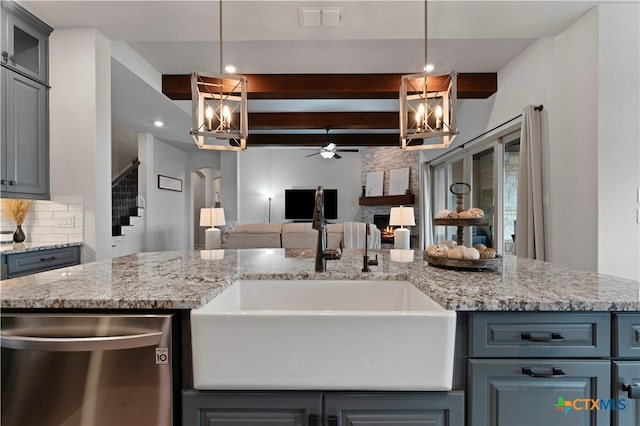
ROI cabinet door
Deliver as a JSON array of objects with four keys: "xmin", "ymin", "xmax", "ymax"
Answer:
[
  {"xmin": 324, "ymin": 392, "xmax": 465, "ymax": 426},
  {"xmin": 1, "ymin": 4, "xmax": 50, "ymax": 83},
  {"xmin": 182, "ymin": 391, "xmax": 322, "ymax": 426},
  {"xmin": 469, "ymin": 359, "xmax": 610, "ymax": 426},
  {"xmin": 1, "ymin": 66, "xmax": 7, "ymax": 191},
  {"xmin": 613, "ymin": 361, "xmax": 640, "ymax": 426},
  {"xmin": 5, "ymin": 245, "xmax": 80, "ymax": 278},
  {"xmin": 2, "ymin": 67, "xmax": 49, "ymax": 198}
]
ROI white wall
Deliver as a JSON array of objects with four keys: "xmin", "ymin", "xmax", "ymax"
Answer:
[
  {"xmin": 49, "ymin": 29, "xmax": 111, "ymax": 262},
  {"xmin": 220, "ymin": 152, "xmax": 239, "ymax": 221},
  {"xmin": 138, "ymin": 135, "xmax": 189, "ymax": 251},
  {"xmin": 597, "ymin": 3, "xmax": 640, "ymax": 280},
  {"xmin": 112, "ymin": 124, "xmax": 138, "ymax": 178},
  {"xmin": 237, "ymin": 148, "xmax": 361, "ymax": 224},
  {"xmin": 547, "ymin": 8, "xmax": 599, "ymax": 272},
  {"xmin": 421, "ymin": 98, "xmax": 496, "ymax": 164},
  {"xmin": 137, "ymin": 134, "xmax": 221, "ymax": 252},
  {"xmin": 439, "ymin": 5, "xmax": 639, "ymax": 279}
]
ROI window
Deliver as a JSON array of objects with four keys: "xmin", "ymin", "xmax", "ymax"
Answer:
[
  {"xmin": 429, "ymin": 126, "xmax": 521, "ymax": 254},
  {"xmin": 471, "ymin": 148, "xmax": 494, "ymax": 248},
  {"xmin": 502, "ymin": 136, "xmax": 520, "ymax": 254}
]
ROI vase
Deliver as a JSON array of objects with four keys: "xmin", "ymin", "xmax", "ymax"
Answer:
[{"xmin": 13, "ymin": 225, "xmax": 25, "ymax": 243}]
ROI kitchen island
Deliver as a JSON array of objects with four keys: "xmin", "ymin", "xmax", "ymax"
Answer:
[
  {"xmin": 1, "ymin": 248, "xmax": 638, "ymax": 311},
  {"xmin": 1, "ymin": 249, "xmax": 638, "ymax": 426}
]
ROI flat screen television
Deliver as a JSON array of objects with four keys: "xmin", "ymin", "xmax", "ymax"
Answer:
[{"xmin": 284, "ymin": 189, "xmax": 338, "ymax": 221}]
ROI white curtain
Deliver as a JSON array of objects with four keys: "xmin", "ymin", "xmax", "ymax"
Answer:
[
  {"xmin": 421, "ymin": 162, "xmax": 434, "ymax": 249},
  {"xmin": 515, "ymin": 105, "xmax": 545, "ymax": 260}
]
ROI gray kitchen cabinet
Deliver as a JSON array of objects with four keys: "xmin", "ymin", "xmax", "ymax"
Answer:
[
  {"xmin": 613, "ymin": 313, "xmax": 640, "ymax": 426},
  {"xmin": 614, "ymin": 313, "xmax": 640, "ymax": 358},
  {"xmin": 1, "ymin": 0, "xmax": 52, "ymax": 84},
  {"xmin": 324, "ymin": 392, "xmax": 465, "ymax": 426},
  {"xmin": 469, "ymin": 359, "xmax": 611, "ymax": 426},
  {"xmin": 1, "ymin": 0, "xmax": 51, "ymax": 200},
  {"xmin": 1, "ymin": 66, "xmax": 49, "ymax": 198},
  {"xmin": 467, "ymin": 312, "xmax": 614, "ymax": 426},
  {"xmin": 182, "ymin": 391, "xmax": 465, "ymax": 426},
  {"xmin": 612, "ymin": 361, "xmax": 640, "ymax": 426},
  {"xmin": 1, "ymin": 245, "xmax": 80, "ymax": 279},
  {"xmin": 469, "ymin": 312, "xmax": 611, "ymax": 358},
  {"xmin": 182, "ymin": 391, "xmax": 323, "ymax": 426}
]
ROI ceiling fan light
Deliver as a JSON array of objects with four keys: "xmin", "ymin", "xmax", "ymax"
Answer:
[{"xmin": 320, "ymin": 151, "xmax": 335, "ymax": 159}]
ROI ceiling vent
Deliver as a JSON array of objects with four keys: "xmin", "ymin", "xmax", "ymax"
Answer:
[{"xmin": 299, "ymin": 7, "xmax": 343, "ymax": 27}]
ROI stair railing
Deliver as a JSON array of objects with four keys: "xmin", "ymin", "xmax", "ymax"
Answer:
[{"xmin": 112, "ymin": 159, "xmax": 141, "ymax": 188}]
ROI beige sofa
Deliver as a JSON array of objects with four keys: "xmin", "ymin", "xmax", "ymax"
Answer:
[
  {"xmin": 224, "ymin": 222, "xmax": 381, "ymax": 249},
  {"xmin": 224, "ymin": 223, "xmax": 282, "ymax": 249}
]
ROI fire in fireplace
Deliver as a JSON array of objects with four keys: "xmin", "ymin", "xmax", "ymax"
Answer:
[{"xmin": 373, "ymin": 214, "xmax": 394, "ymax": 244}]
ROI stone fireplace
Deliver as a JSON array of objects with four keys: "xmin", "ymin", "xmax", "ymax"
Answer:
[{"xmin": 373, "ymin": 214, "xmax": 395, "ymax": 244}]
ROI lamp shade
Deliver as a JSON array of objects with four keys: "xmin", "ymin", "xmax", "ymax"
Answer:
[
  {"xmin": 389, "ymin": 206, "xmax": 415, "ymax": 227},
  {"xmin": 200, "ymin": 207, "xmax": 226, "ymax": 227}
]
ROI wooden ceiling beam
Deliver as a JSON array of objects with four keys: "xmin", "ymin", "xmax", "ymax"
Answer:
[
  {"xmin": 162, "ymin": 73, "xmax": 497, "ymax": 100},
  {"xmin": 246, "ymin": 133, "xmax": 399, "ymax": 147},
  {"xmin": 243, "ymin": 112, "xmax": 398, "ymax": 130}
]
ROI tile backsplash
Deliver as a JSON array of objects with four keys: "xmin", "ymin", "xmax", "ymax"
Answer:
[{"xmin": 1, "ymin": 196, "xmax": 84, "ymax": 244}]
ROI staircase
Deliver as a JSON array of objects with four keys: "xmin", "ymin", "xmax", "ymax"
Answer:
[{"xmin": 111, "ymin": 159, "xmax": 144, "ymax": 256}]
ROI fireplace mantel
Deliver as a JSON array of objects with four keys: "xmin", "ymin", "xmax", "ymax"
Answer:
[{"xmin": 358, "ymin": 194, "xmax": 415, "ymax": 206}]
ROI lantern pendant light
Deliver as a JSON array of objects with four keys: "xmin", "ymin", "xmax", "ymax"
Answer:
[
  {"xmin": 190, "ymin": 0, "xmax": 248, "ymax": 151},
  {"xmin": 399, "ymin": 0, "xmax": 458, "ymax": 150}
]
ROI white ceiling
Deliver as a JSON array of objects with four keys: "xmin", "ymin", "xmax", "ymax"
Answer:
[{"xmin": 20, "ymin": 0, "xmax": 611, "ymax": 149}]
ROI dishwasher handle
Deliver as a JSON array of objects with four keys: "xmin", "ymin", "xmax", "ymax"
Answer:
[{"xmin": 0, "ymin": 331, "xmax": 163, "ymax": 352}]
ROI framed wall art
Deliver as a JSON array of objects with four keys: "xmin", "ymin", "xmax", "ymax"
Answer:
[
  {"xmin": 365, "ymin": 171, "xmax": 384, "ymax": 197},
  {"xmin": 389, "ymin": 167, "xmax": 410, "ymax": 195},
  {"xmin": 158, "ymin": 175, "xmax": 183, "ymax": 192}
]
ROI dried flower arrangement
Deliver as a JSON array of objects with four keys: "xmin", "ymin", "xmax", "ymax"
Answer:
[{"xmin": 1, "ymin": 199, "xmax": 35, "ymax": 225}]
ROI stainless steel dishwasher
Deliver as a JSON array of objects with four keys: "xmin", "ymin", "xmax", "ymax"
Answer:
[{"xmin": 1, "ymin": 314, "xmax": 173, "ymax": 426}]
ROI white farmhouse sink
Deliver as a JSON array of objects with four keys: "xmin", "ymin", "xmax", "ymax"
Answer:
[{"xmin": 191, "ymin": 280, "xmax": 456, "ymax": 390}]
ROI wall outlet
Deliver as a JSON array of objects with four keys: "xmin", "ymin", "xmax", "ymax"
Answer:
[{"xmin": 57, "ymin": 214, "xmax": 75, "ymax": 228}]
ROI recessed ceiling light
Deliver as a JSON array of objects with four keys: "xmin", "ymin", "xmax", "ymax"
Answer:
[
  {"xmin": 153, "ymin": 120, "xmax": 164, "ymax": 127},
  {"xmin": 424, "ymin": 64, "xmax": 435, "ymax": 72},
  {"xmin": 224, "ymin": 64, "xmax": 236, "ymax": 74}
]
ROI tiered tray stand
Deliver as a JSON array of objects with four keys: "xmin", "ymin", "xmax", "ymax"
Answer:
[{"xmin": 425, "ymin": 183, "xmax": 502, "ymax": 270}]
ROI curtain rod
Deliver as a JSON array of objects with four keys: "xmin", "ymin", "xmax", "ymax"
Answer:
[{"xmin": 428, "ymin": 104, "xmax": 543, "ymax": 164}]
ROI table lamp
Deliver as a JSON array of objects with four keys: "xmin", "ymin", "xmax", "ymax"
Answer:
[
  {"xmin": 389, "ymin": 206, "xmax": 415, "ymax": 250},
  {"xmin": 200, "ymin": 207, "xmax": 226, "ymax": 249}
]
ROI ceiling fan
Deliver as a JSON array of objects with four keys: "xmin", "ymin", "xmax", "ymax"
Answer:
[{"xmin": 305, "ymin": 129, "xmax": 358, "ymax": 159}]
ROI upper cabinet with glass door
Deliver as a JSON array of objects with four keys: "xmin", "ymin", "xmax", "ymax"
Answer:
[{"xmin": 1, "ymin": 1, "xmax": 52, "ymax": 84}]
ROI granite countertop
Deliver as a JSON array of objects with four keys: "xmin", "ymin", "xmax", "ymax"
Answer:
[
  {"xmin": 0, "ymin": 241, "xmax": 83, "ymax": 255},
  {"xmin": 0, "ymin": 249, "xmax": 638, "ymax": 311}
]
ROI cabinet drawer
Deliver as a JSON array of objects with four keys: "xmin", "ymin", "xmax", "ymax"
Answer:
[
  {"xmin": 614, "ymin": 313, "xmax": 640, "ymax": 358},
  {"xmin": 6, "ymin": 246, "xmax": 80, "ymax": 277},
  {"xmin": 469, "ymin": 312, "xmax": 610, "ymax": 358},
  {"xmin": 469, "ymin": 359, "xmax": 611, "ymax": 426}
]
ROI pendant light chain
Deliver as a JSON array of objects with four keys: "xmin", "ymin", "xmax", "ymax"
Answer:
[
  {"xmin": 219, "ymin": 0, "xmax": 223, "ymax": 75},
  {"xmin": 424, "ymin": 0, "xmax": 427, "ymax": 71}
]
